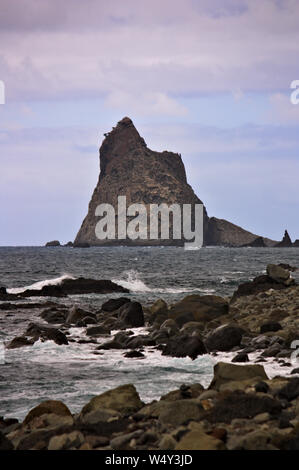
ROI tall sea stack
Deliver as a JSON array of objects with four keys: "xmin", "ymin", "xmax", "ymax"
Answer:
[{"xmin": 75, "ymin": 117, "xmax": 275, "ymax": 247}]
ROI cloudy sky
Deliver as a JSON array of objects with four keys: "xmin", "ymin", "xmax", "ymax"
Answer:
[{"xmin": 0, "ymin": 0, "xmax": 299, "ymax": 245}]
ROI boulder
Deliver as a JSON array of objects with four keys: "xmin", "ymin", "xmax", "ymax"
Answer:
[
  {"xmin": 6, "ymin": 336, "xmax": 35, "ymax": 349},
  {"xmin": 0, "ymin": 432, "xmax": 14, "ymax": 450},
  {"xmin": 209, "ymin": 362, "xmax": 268, "ymax": 390},
  {"xmin": 206, "ymin": 390, "xmax": 282, "ymax": 423},
  {"xmin": 277, "ymin": 378, "xmax": 299, "ymax": 401},
  {"xmin": 66, "ymin": 306, "xmax": 95, "ymax": 324},
  {"xmin": 23, "ymin": 400, "xmax": 72, "ymax": 425},
  {"xmin": 124, "ymin": 350, "xmax": 145, "ymax": 358},
  {"xmin": 101, "ymin": 297, "xmax": 131, "ymax": 312},
  {"xmin": 175, "ymin": 422, "xmax": 225, "ymax": 450},
  {"xmin": 260, "ymin": 322, "xmax": 283, "ymax": 334},
  {"xmin": 80, "ymin": 384, "xmax": 143, "ymax": 415},
  {"xmin": 25, "ymin": 323, "xmax": 68, "ymax": 345},
  {"xmin": 48, "ymin": 431, "xmax": 84, "ymax": 450},
  {"xmin": 149, "ymin": 299, "xmax": 168, "ymax": 317},
  {"xmin": 161, "ymin": 334, "xmax": 207, "ymax": 360},
  {"xmin": 232, "ymin": 352, "xmax": 249, "ymax": 363},
  {"xmin": 267, "ymin": 264, "xmax": 290, "ymax": 283},
  {"xmin": 118, "ymin": 301, "xmax": 144, "ymax": 327},
  {"xmin": 168, "ymin": 294, "xmax": 229, "ymax": 327},
  {"xmin": 40, "ymin": 307, "xmax": 66, "ymax": 324},
  {"xmin": 158, "ymin": 400, "xmax": 203, "ymax": 426},
  {"xmin": 86, "ymin": 325, "xmax": 110, "ymax": 336},
  {"xmin": 205, "ymin": 324, "xmax": 245, "ymax": 352}
]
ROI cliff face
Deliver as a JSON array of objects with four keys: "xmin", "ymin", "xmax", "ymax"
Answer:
[{"xmin": 75, "ymin": 117, "xmax": 275, "ymax": 247}]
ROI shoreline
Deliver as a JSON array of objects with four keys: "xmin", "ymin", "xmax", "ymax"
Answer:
[{"xmin": 1, "ymin": 261, "xmax": 299, "ymax": 449}]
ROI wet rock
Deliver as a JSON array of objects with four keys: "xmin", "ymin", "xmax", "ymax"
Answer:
[
  {"xmin": 6, "ymin": 336, "xmax": 35, "ymax": 349},
  {"xmin": 205, "ymin": 324, "xmax": 245, "ymax": 352},
  {"xmin": 148, "ymin": 299, "xmax": 168, "ymax": 324},
  {"xmin": 40, "ymin": 307, "xmax": 66, "ymax": 324},
  {"xmin": 80, "ymin": 384, "xmax": 143, "ymax": 416},
  {"xmin": 161, "ymin": 334, "xmax": 207, "ymax": 360},
  {"xmin": 124, "ymin": 350, "xmax": 145, "ymax": 358},
  {"xmin": 232, "ymin": 352, "xmax": 249, "ymax": 363},
  {"xmin": 118, "ymin": 301, "xmax": 144, "ymax": 327},
  {"xmin": 86, "ymin": 325, "xmax": 110, "ymax": 336},
  {"xmin": 25, "ymin": 323, "xmax": 68, "ymax": 345},
  {"xmin": 66, "ymin": 306, "xmax": 95, "ymax": 324},
  {"xmin": 101, "ymin": 297, "xmax": 131, "ymax": 312}
]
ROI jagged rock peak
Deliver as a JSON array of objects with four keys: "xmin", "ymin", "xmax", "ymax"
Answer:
[{"xmin": 275, "ymin": 229, "xmax": 293, "ymax": 247}]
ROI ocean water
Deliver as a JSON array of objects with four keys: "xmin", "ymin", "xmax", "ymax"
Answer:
[{"xmin": 0, "ymin": 246, "xmax": 298, "ymax": 420}]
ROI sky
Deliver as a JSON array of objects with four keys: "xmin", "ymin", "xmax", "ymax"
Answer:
[{"xmin": 0, "ymin": 0, "xmax": 299, "ymax": 245}]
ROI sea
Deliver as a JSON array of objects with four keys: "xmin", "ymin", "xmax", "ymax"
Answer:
[{"xmin": 0, "ymin": 246, "xmax": 298, "ymax": 420}]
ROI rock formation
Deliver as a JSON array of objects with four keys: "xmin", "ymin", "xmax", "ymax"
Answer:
[
  {"xmin": 275, "ymin": 230, "xmax": 293, "ymax": 247},
  {"xmin": 75, "ymin": 117, "xmax": 276, "ymax": 247}
]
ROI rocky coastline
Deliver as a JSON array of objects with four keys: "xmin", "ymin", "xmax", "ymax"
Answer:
[{"xmin": 1, "ymin": 262, "xmax": 299, "ymax": 450}]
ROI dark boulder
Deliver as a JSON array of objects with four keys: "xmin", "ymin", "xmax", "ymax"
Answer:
[
  {"xmin": 124, "ymin": 350, "xmax": 145, "ymax": 358},
  {"xmin": 260, "ymin": 322, "xmax": 283, "ymax": 334},
  {"xmin": 205, "ymin": 324, "xmax": 245, "ymax": 352},
  {"xmin": 86, "ymin": 325, "xmax": 110, "ymax": 336},
  {"xmin": 7, "ymin": 336, "xmax": 35, "ymax": 349},
  {"xmin": 101, "ymin": 297, "xmax": 131, "ymax": 312},
  {"xmin": 232, "ymin": 352, "xmax": 249, "ymax": 363},
  {"xmin": 118, "ymin": 301, "xmax": 144, "ymax": 328},
  {"xmin": 40, "ymin": 307, "xmax": 67, "ymax": 324},
  {"xmin": 25, "ymin": 323, "xmax": 68, "ymax": 345},
  {"xmin": 59, "ymin": 277, "xmax": 129, "ymax": 295},
  {"xmin": 66, "ymin": 306, "xmax": 96, "ymax": 324},
  {"xmin": 206, "ymin": 390, "xmax": 282, "ymax": 423},
  {"xmin": 231, "ymin": 274, "xmax": 288, "ymax": 301},
  {"xmin": 161, "ymin": 334, "xmax": 207, "ymax": 360},
  {"xmin": 277, "ymin": 377, "xmax": 299, "ymax": 401},
  {"xmin": 0, "ymin": 431, "xmax": 14, "ymax": 450}
]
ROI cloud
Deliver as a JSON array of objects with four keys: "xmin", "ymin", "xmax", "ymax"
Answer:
[
  {"xmin": 105, "ymin": 91, "xmax": 188, "ymax": 117},
  {"xmin": 1, "ymin": 0, "xmax": 299, "ymax": 105}
]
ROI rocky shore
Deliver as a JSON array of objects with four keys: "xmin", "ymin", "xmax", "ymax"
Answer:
[
  {"xmin": 1, "ymin": 361, "xmax": 299, "ymax": 450},
  {"xmin": 1, "ymin": 262, "xmax": 299, "ymax": 450}
]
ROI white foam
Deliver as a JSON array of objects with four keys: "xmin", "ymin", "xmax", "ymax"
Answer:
[
  {"xmin": 7, "ymin": 274, "xmax": 76, "ymax": 294},
  {"xmin": 112, "ymin": 270, "xmax": 215, "ymax": 294}
]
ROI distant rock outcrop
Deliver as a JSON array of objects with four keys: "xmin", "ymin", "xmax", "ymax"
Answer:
[
  {"xmin": 45, "ymin": 240, "xmax": 60, "ymax": 247},
  {"xmin": 75, "ymin": 117, "xmax": 276, "ymax": 247},
  {"xmin": 275, "ymin": 230, "xmax": 293, "ymax": 247},
  {"xmin": 241, "ymin": 236, "xmax": 267, "ymax": 248}
]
